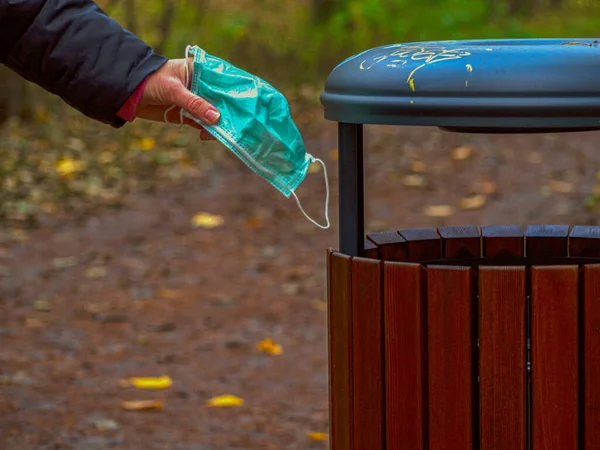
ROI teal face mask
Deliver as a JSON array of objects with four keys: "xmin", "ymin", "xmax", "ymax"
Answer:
[{"xmin": 166, "ymin": 45, "xmax": 330, "ymax": 229}]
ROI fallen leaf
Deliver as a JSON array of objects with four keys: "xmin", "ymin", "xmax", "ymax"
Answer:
[
  {"xmin": 34, "ymin": 300, "xmax": 51, "ymax": 312},
  {"xmin": 136, "ymin": 335, "xmax": 149, "ymax": 346},
  {"xmin": 244, "ymin": 215, "xmax": 265, "ymax": 230},
  {"xmin": 549, "ymin": 180, "xmax": 574, "ymax": 194},
  {"xmin": 24, "ymin": 317, "xmax": 47, "ymax": 328},
  {"xmin": 121, "ymin": 375, "xmax": 173, "ymax": 390},
  {"xmin": 55, "ymin": 158, "xmax": 86, "ymax": 178},
  {"xmin": 52, "ymin": 256, "xmax": 78, "ymax": 270},
  {"xmin": 308, "ymin": 162, "xmax": 322, "ymax": 174},
  {"xmin": 191, "ymin": 212, "xmax": 224, "ymax": 229},
  {"xmin": 121, "ymin": 400, "xmax": 163, "ymax": 411},
  {"xmin": 84, "ymin": 302, "xmax": 110, "ymax": 314},
  {"xmin": 91, "ymin": 418, "xmax": 120, "ymax": 431},
  {"xmin": 139, "ymin": 138, "xmax": 156, "ymax": 151},
  {"xmin": 307, "ymin": 432, "xmax": 329, "ymax": 441},
  {"xmin": 411, "ymin": 160, "xmax": 426, "ymax": 173},
  {"xmin": 451, "ymin": 146, "xmax": 473, "ymax": 161},
  {"xmin": 474, "ymin": 180, "xmax": 498, "ymax": 195},
  {"xmin": 424, "ymin": 205, "xmax": 455, "ymax": 217},
  {"xmin": 403, "ymin": 174, "xmax": 427, "ymax": 188},
  {"xmin": 85, "ymin": 266, "xmax": 107, "ymax": 279},
  {"xmin": 206, "ymin": 395, "xmax": 244, "ymax": 408},
  {"xmin": 256, "ymin": 338, "xmax": 283, "ymax": 355},
  {"xmin": 156, "ymin": 289, "xmax": 181, "ymax": 300},
  {"xmin": 329, "ymin": 149, "xmax": 338, "ymax": 161},
  {"xmin": 460, "ymin": 194, "xmax": 487, "ymax": 210},
  {"xmin": 311, "ymin": 299, "xmax": 327, "ymax": 312}
]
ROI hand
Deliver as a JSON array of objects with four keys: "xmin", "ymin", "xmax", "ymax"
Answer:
[{"xmin": 136, "ymin": 58, "xmax": 218, "ymax": 141}]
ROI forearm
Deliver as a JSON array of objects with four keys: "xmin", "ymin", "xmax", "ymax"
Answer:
[{"xmin": 0, "ymin": 0, "xmax": 167, "ymax": 127}]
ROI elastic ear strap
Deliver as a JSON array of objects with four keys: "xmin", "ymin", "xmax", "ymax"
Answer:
[
  {"xmin": 165, "ymin": 44, "xmax": 194, "ymax": 128},
  {"xmin": 291, "ymin": 158, "xmax": 331, "ymax": 230}
]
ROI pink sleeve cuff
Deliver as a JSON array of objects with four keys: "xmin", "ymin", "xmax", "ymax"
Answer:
[{"xmin": 116, "ymin": 77, "xmax": 149, "ymax": 122}]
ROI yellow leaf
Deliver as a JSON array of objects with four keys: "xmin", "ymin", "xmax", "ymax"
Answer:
[
  {"xmin": 308, "ymin": 162, "xmax": 322, "ymax": 174},
  {"xmin": 35, "ymin": 108, "xmax": 48, "ymax": 123},
  {"xmin": 451, "ymin": 145, "xmax": 473, "ymax": 161},
  {"xmin": 206, "ymin": 395, "xmax": 244, "ymax": 408},
  {"xmin": 311, "ymin": 299, "xmax": 327, "ymax": 312},
  {"xmin": 99, "ymin": 151, "xmax": 116, "ymax": 164},
  {"xmin": 330, "ymin": 149, "xmax": 338, "ymax": 161},
  {"xmin": 139, "ymin": 138, "xmax": 156, "ymax": 151},
  {"xmin": 460, "ymin": 194, "xmax": 487, "ymax": 210},
  {"xmin": 424, "ymin": 205, "xmax": 455, "ymax": 217},
  {"xmin": 121, "ymin": 400, "xmax": 163, "ymax": 411},
  {"xmin": 124, "ymin": 375, "xmax": 172, "ymax": 390},
  {"xmin": 307, "ymin": 432, "xmax": 328, "ymax": 441},
  {"xmin": 256, "ymin": 338, "xmax": 283, "ymax": 355},
  {"xmin": 84, "ymin": 266, "xmax": 107, "ymax": 279},
  {"xmin": 411, "ymin": 160, "xmax": 425, "ymax": 173},
  {"xmin": 157, "ymin": 289, "xmax": 181, "ymax": 300},
  {"xmin": 24, "ymin": 317, "xmax": 47, "ymax": 328},
  {"xmin": 191, "ymin": 212, "xmax": 224, "ymax": 229},
  {"xmin": 55, "ymin": 158, "xmax": 86, "ymax": 178},
  {"xmin": 549, "ymin": 180, "xmax": 574, "ymax": 194},
  {"xmin": 403, "ymin": 174, "xmax": 427, "ymax": 188}
]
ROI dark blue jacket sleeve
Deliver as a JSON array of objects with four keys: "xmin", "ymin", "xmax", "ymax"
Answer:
[{"xmin": 0, "ymin": 0, "xmax": 168, "ymax": 127}]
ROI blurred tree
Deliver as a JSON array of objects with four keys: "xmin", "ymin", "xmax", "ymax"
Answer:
[
  {"xmin": 312, "ymin": 0, "xmax": 340, "ymax": 23},
  {"xmin": 125, "ymin": 0, "xmax": 138, "ymax": 34},
  {"xmin": 156, "ymin": 0, "xmax": 175, "ymax": 54}
]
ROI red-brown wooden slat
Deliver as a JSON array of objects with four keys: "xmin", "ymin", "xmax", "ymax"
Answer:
[
  {"xmin": 328, "ymin": 250, "xmax": 353, "ymax": 450},
  {"xmin": 400, "ymin": 228, "xmax": 442, "ymax": 262},
  {"xmin": 570, "ymin": 226, "xmax": 600, "ymax": 257},
  {"xmin": 479, "ymin": 266, "xmax": 527, "ymax": 450},
  {"xmin": 584, "ymin": 264, "xmax": 600, "ymax": 450},
  {"xmin": 427, "ymin": 265, "xmax": 474, "ymax": 450},
  {"xmin": 384, "ymin": 262, "xmax": 426, "ymax": 450},
  {"xmin": 481, "ymin": 225, "xmax": 524, "ymax": 258},
  {"xmin": 531, "ymin": 265, "xmax": 578, "ymax": 450},
  {"xmin": 364, "ymin": 238, "xmax": 378, "ymax": 259},
  {"xmin": 525, "ymin": 225, "xmax": 569, "ymax": 257},
  {"xmin": 367, "ymin": 231, "xmax": 407, "ymax": 262},
  {"xmin": 438, "ymin": 226, "xmax": 481, "ymax": 259},
  {"xmin": 352, "ymin": 257, "xmax": 384, "ymax": 449}
]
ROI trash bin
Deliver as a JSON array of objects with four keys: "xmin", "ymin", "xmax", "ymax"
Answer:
[{"xmin": 321, "ymin": 39, "xmax": 600, "ymax": 450}]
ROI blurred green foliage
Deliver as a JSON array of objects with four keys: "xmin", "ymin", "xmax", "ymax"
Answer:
[
  {"xmin": 100, "ymin": 0, "xmax": 600, "ymax": 86},
  {"xmin": 1, "ymin": 0, "xmax": 599, "ymax": 229}
]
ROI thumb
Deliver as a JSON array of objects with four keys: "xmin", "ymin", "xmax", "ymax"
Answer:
[{"xmin": 170, "ymin": 84, "xmax": 220, "ymax": 125}]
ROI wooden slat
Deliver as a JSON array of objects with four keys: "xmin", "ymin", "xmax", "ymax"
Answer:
[
  {"xmin": 400, "ymin": 228, "xmax": 442, "ymax": 263},
  {"xmin": 438, "ymin": 226, "xmax": 481, "ymax": 259},
  {"xmin": 584, "ymin": 264, "xmax": 600, "ymax": 450},
  {"xmin": 479, "ymin": 266, "xmax": 527, "ymax": 450},
  {"xmin": 525, "ymin": 225, "xmax": 569, "ymax": 257},
  {"xmin": 364, "ymin": 238, "xmax": 378, "ymax": 259},
  {"xmin": 570, "ymin": 226, "xmax": 600, "ymax": 257},
  {"xmin": 531, "ymin": 265, "xmax": 578, "ymax": 450},
  {"xmin": 427, "ymin": 265, "xmax": 474, "ymax": 450},
  {"xmin": 328, "ymin": 250, "xmax": 353, "ymax": 450},
  {"xmin": 352, "ymin": 257, "xmax": 384, "ymax": 449},
  {"xmin": 367, "ymin": 231, "xmax": 407, "ymax": 262},
  {"xmin": 384, "ymin": 262, "xmax": 426, "ymax": 450},
  {"xmin": 481, "ymin": 225, "xmax": 524, "ymax": 258}
]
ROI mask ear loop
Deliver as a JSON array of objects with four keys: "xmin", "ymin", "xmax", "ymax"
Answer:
[
  {"xmin": 291, "ymin": 157, "xmax": 331, "ymax": 230},
  {"xmin": 165, "ymin": 44, "xmax": 193, "ymax": 128}
]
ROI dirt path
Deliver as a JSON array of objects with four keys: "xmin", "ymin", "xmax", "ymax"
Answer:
[{"xmin": 2, "ymin": 122, "xmax": 600, "ymax": 449}]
